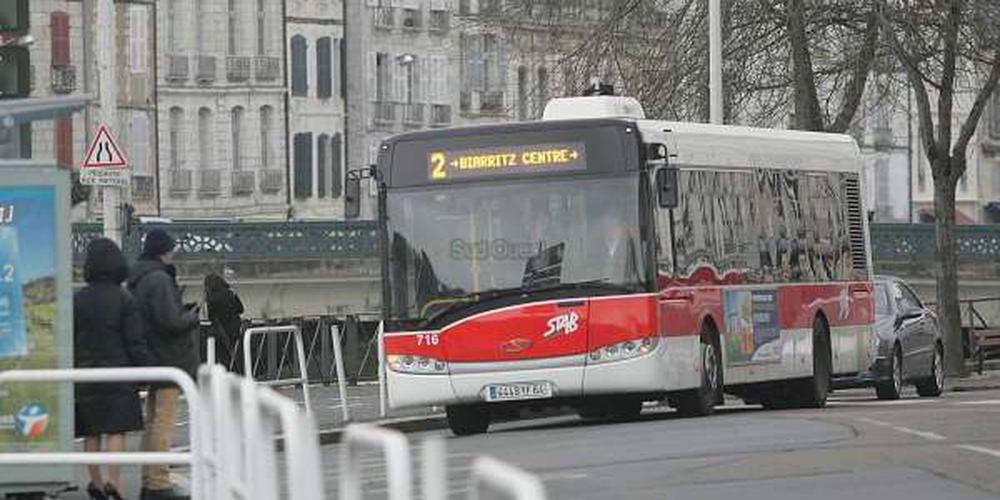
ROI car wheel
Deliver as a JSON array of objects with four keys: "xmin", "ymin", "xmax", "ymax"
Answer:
[
  {"xmin": 916, "ymin": 343, "xmax": 944, "ymax": 397},
  {"xmin": 446, "ymin": 404, "xmax": 490, "ymax": 436},
  {"xmin": 676, "ymin": 326, "xmax": 722, "ymax": 417},
  {"xmin": 876, "ymin": 345, "xmax": 903, "ymax": 400},
  {"xmin": 794, "ymin": 316, "xmax": 831, "ymax": 408}
]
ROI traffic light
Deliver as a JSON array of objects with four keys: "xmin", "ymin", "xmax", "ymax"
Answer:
[{"xmin": 0, "ymin": 0, "xmax": 30, "ymax": 100}]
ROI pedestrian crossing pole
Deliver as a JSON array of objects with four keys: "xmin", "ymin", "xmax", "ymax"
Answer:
[
  {"xmin": 96, "ymin": 0, "xmax": 122, "ymax": 245},
  {"xmin": 709, "ymin": 0, "xmax": 723, "ymax": 125}
]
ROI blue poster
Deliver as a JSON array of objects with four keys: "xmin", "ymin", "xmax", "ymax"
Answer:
[{"xmin": 0, "ymin": 226, "xmax": 27, "ymax": 358}]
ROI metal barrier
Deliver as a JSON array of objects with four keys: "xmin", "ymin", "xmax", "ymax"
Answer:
[
  {"xmin": 340, "ymin": 424, "xmax": 413, "ymax": 500},
  {"xmin": 469, "ymin": 456, "xmax": 548, "ymax": 500},
  {"xmin": 0, "ymin": 368, "xmax": 204, "ymax": 499},
  {"xmin": 243, "ymin": 325, "xmax": 313, "ymax": 414},
  {"xmin": 198, "ymin": 364, "xmax": 324, "ymax": 500},
  {"xmin": 330, "ymin": 324, "xmax": 351, "ymax": 422}
]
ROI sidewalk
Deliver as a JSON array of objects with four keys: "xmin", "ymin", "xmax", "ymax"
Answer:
[
  {"xmin": 273, "ymin": 383, "xmax": 446, "ymax": 442},
  {"xmin": 950, "ymin": 367, "xmax": 1000, "ymax": 392}
]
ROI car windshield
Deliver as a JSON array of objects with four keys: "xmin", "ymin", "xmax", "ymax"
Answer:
[
  {"xmin": 386, "ymin": 175, "xmax": 646, "ymax": 322},
  {"xmin": 874, "ymin": 282, "xmax": 892, "ymax": 318}
]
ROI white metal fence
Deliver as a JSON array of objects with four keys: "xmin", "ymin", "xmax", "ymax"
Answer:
[{"xmin": 0, "ymin": 364, "xmax": 547, "ymax": 500}]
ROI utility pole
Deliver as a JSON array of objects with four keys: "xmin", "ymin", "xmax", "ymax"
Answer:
[
  {"xmin": 96, "ymin": 0, "xmax": 121, "ymax": 244},
  {"xmin": 344, "ymin": 0, "xmax": 366, "ymax": 218},
  {"xmin": 709, "ymin": 0, "xmax": 723, "ymax": 125}
]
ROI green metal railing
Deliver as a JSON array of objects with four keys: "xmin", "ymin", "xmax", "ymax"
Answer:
[
  {"xmin": 70, "ymin": 221, "xmax": 1000, "ymax": 267},
  {"xmin": 72, "ymin": 220, "xmax": 379, "ymax": 263}
]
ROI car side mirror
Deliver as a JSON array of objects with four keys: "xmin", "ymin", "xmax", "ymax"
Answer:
[
  {"xmin": 344, "ymin": 175, "xmax": 361, "ymax": 219},
  {"xmin": 655, "ymin": 168, "xmax": 678, "ymax": 209}
]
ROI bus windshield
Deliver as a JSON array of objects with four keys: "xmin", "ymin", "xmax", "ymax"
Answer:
[{"xmin": 386, "ymin": 175, "xmax": 646, "ymax": 323}]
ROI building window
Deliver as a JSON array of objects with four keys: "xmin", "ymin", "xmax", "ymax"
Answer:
[
  {"xmin": 402, "ymin": 8, "xmax": 422, "ymax": 29},
  {"xmin": 128, "ymin": 6, "xmax": 146, "ymax": 74},
  {"xmin": 169, "ymin": 107, "xmax": 184, "ymax": 169},
  {"xmin": 293, "ymin": 133, "xmax": 313, "ymax": 199},
  {"xmin": 231, "ymin": 106, "xmax": 243, "ymax": 171},
  {"xmin": 131, "ymin": 112, "xmax": 150, "ymax": 176},
  {"xmin": 196, "ymin": 0, "xmax": 206, "ymax": 53},
  {"xmin": 459, "ymin": 0, "xmax": 472, "ymax": 16},
  {"xmin": 317, "ymin": 134, "xmax": 329, "ymax": 198},
  {"xmin": 260, "ymin": 106, "xmax": 273, "ymax": 169},
  {"xmin": 317, "ymin": 37, "xmax": 332, "ymax": 99},
  {"xmin": 403, "ymin": 56, "xmax": 418, "ymax": 104},
  {"xmin": 198, "ymin": 107, "xmax": 212, "ymax": 170},
  {"xmin": 331, "ymin": 133, "xmax": 343, "ymax": 198},
  {"xmin": 516, "ymin": 66, "xmax": 527, "ymax": 121},
  {"xmin": 536, "ymin": 66, "xmax": 548, "ymax": 116},
  {"xmin": 376, "ymin": 52, "xmax": 390, "ymax": 101},
  {"xmin": 167, "ymin": 0, "xmax": 178, "ymax": 53},
  {"xmin": 333, "ymin": 38, "xmax": 343, "ymax": 98},
  {"xmin": 228, "ymin": 0, "xmax": 238, "ymax": 55},
  {"xmin": 257, "ymin": 0, "xmax": 266, "ymax": 56},
  {"xmin": 291, "ymin": 35, "xmax": 308, "ymax": 97}
]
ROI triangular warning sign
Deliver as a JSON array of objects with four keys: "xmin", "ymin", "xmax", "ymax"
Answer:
[{"xmin": 81, "ymin": 125, "xmax": 128, "ymax": 169}]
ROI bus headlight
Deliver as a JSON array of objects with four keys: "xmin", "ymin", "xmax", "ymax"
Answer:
[
  {"xmin": 588, "ymin": 337, "xmax": 659, "ymax": 364},
  {"xmin": 387, "ymin": 355, "xmax": 448, "ymax": 374}
]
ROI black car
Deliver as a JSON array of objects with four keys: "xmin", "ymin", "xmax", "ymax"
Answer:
[{"xmin": 837, "ymin": 276, "xmax": 944, "ymax": 399}]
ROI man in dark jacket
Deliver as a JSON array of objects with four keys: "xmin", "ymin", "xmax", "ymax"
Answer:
[{"xmin": 127, "ymin": 229, "xmax": 198, "ymax": 500}]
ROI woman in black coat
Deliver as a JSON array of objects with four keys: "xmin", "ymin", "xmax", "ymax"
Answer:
[
  {"xmin": 74, "ymin": 238, "xmax": 154, "ymax": 500},
  {"xmin": 204, "ymin": 273, "xmax": 244, "ymax": 371}
]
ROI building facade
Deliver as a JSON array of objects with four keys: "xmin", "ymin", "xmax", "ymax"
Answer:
[
  {"xmin": 155, "ymin": 0, "xmax": 287, "ymax": 219},
  {"xmin": 286, "ymin": 0, "xmax": 346, "ymax": 219}
]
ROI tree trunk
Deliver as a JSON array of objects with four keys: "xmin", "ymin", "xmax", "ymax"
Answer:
[{"xmin": 932, "ymin": 161, "xmax": 965, "ymax": 377}]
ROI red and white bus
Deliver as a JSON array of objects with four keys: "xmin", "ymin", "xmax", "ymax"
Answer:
[{"xmin": 347, "ymin": 95, "xmax": 876, "ymax": 435}]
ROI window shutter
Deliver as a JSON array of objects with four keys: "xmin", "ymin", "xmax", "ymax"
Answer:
[
  {"xmin": 393, "ymin": 58, "xmax": 405, "ymax": 103},
  {"xmin": 331, "ymin": 38, "xmax": 341, "ymax": 98},
  {"xmin": 50, "ymin": 11, "xmax": 70, "ymax": 67},
  {"xmin": 293, "ymin": 133, "xmax": 314, "ymax": 199},
  {"xmin": 317, "ymin": 37, "xmax": 332, "ymax": 99},
  {"xmin": 291, "ymin": 35, "xmax": 308, "ymax": 96},
  {"xmin": 128, "ymin": 7, "xmax": 147, "ymax": 74},
  {"xmin": 130, "ymin": 113, "xmax": 150, "ymax": 176},
  {"xmin": 367, "ymin": 52, "xmax": 378, "ymax": 102},
  {"xmin": 56, "ymin": 117, "xmax": 73, "ymax": 169},
  {"xmin": 330, "ymin": 133, "xmax": 343, "ymax": 198},
  {"xmin": 317, "ymin": 135, "xmax": 328, "ymax": 199}
]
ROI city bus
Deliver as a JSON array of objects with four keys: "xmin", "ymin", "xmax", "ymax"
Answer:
[{"xmin": 346, "ymin": 95, "xmax": 876, "ymax": 435}]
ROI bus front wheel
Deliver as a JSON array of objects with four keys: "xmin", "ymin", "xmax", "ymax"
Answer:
[
  {"xmin": 676, "ymin": 327, "xmax": 722, "ymax": 417},
  {"xmin": 446, "ymin": 404, "xmax": 491, "ymax": 436}
]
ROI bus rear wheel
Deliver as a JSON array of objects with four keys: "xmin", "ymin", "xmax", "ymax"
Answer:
[
  {"xmin": 446, "ymin": 404, "xmax": 490, "ymax": 436},
  {"xmin": 676, "ymin": 327, "xmax": 722, "ymax": 417},
  {"xmin": 794, "ymin": 316, "xmax": 831, "ymax": 408}
]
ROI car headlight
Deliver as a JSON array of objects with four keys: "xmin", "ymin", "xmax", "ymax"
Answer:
[
  {"xmin": 588, "ymin": 337, "xmax": 659, "ymax": 364},
  {"xmin": 386, "ymin": 354, "xmax": 448, "ymax": 374}
]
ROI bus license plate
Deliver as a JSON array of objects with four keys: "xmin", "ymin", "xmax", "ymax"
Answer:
[{"xmin": 483, "ymin": 382, "xmax": 552, "ymax": 402}]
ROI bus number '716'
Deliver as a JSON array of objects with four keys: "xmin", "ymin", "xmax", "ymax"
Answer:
[{"xmin": 417, "ymin": 334, "xmax": 440, "ymax": 346}]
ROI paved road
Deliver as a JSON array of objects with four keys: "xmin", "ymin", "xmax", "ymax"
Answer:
[{"xmin": 326, "ymin": 386, "xmax": 1000, "ymax": 499}]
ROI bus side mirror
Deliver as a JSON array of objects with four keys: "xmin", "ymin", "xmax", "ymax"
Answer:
[
  {"xmin": 344, "ymin": 175, "xmax": 361, "ymax": 219},
  {"xmin": 656, "ymin": 168, "xmax": 678, "ymax": 209}
]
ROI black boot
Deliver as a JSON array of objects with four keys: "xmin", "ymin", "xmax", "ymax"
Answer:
[{"xmin": 86, "ymin": 482, "xmax": 108, "ymax": 500}]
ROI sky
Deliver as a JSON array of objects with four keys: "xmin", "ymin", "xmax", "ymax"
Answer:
[{"xmin": 0, "ymin": 186, "xmax": 56, "ymax": 282}]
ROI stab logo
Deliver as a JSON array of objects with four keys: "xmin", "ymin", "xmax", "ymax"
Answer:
[
  {"xmin": 15, "ymin": 403, "xmax": 49, "ymax": 439},
  {"xmin": 542, "ymin": 312, "xmax": 580, "ymax": 340}
]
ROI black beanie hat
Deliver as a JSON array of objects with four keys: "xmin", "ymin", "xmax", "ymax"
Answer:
[{"xmin": 142, "ymin": 228, "xmax": 176, "ymax": 258}]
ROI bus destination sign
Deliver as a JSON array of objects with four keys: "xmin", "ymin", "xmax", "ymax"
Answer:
[{"xmin": 428, "ymin": 142, "xmax": 587, "ymax": 181}]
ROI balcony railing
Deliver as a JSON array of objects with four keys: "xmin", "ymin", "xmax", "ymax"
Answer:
[
  {"xmin": 132, "ymin": 175, "xmax": 155, "ymax": 201},
  {"xmin": 50, "ymin": 64, "xmax": 76, "ymax": 94},
  {"xmin": 232, "ymin": 170, "xmax": 256, "ymax": 196},
  {"xmin": 255, "ymin": 56, "xmax": 281, "ymax": 81},
  {"xmin": 480, "ymin": 91, "xmax": 505, "ymax": 113},
  {"xmin": 431, "ymin": 104, "xmax": 452, "ymax": 127},
  {"xmin": 373, "ymin": 7, "xmax": 394, "ymax": 29},
  {"xmin": 403, "ymin": 103, "xmax": 424, "ymax": 126},
  {"xmin": 373, "ymin": 101, "xmax": 396, "ymax": 126},
  {"xmin": 169, "ymin": 169, "xmax": 193, "ymax": 196},
  {"xmin": 198, "ymin": 170, "xmax": 222, "ymax": 196},
  {"xmin": 166, "ymin": 54, "xmax": 188, "ymax": 82},
  {"xmin": 260, "ymin": 169, "xmax": 283, "ymax": 194},
  {"xmin": 429, "ymin": 10, "xmax": 450, "ymax": 32},
  {"xmin": 227, "ymin": 56, "xmax": 251, "ymax": 82},
  {"xmin": 196, "ymin": 56, "xmax": 217, "ymax": 83}
]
